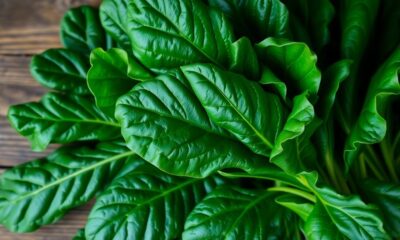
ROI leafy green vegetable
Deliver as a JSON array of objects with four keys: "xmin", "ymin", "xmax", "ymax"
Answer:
[
  {"xmin": 87, "ymin": 48, "xmax": 152, "ymax": 115},
  {"xmin": 2, "ymin": 0, "xmax": 400, "ymax": 238},
  {"xmin": 208, "ymin": 0, "xmax": 290, "ymax": 41},
  {"xmin": 0, "ymin": 141, "xmax": 134, "ymax": 232},
  {"xmin": 256, "ymin": 38, "xmax": 321, "ymax": 97},
  {"xmin": 8, "ymin": 93, "xmax": 120, "ymax": 151},
  {"xmin": 183, "ymin": 186, "xmax": 297, "ymax": 240},
  {"xmin": 61, "ymin": 6, "xmax": 112, "ymax": 54},
  {"xmin": 85, "ymin": 162, "xmax": 223, "ymax": 239},
  {"xmin": 126, "ymin": 0, "xmax": 234, "ymax": 71},
  {"xmin": 116, "ymin": 73, "xmax": 265, "ymax": 177},
  {"xmin": 182, "ymin": 64, "xmax": 284, "ymax": 157},
  {"xmin": 30, "ymin": 49, "xmax": 90, "ymax": 95}
]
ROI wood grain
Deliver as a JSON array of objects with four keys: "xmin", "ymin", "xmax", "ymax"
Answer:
[
  {"xmin": 0, "ymin": 0, "xmax": 101, "ymax": 238},
  {"xmin": 0, "ymin": 0, "xmax": 100, "ymax": 55}
]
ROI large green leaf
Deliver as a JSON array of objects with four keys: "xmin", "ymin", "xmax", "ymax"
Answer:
[
  {"xmin": 316, "ymin": 59, "xmax": 352, "ymax": 120},
  {"xmin": 299, "ymin": 172, "xmax": 389, "ymax": 240},
  {"xmin": 340, "ymin": 0, "xmax": 379, "ymax": 61},
  {"xmin": 256, "ymin": 38, "xmax": 321, "ymax": 97},
  {"xmin": 0, "ymin": 141, "xmax": 135, "ymax": 232},
  {"xmin": 283, "ymin": 0, "xmax": 334, "ymax": 52},
  {"xmin": 275, "ymin": 194, "xmax": 313, "ymax": 221},
  {"xmin": 208, "ymin": 0, "xmax": 290, "ymax": 41},
  {"xmin": 8, "ymin": 93, "xmax": 120, "ymax": 151},
  {"xmin": 85, "ymin": 163, "xmax": 224, "ymax": 240},
  {"xmin": 345, "ymin": 47, "xmax": 400, "ymax": 169},
  {"xmin": 60, "ymin": 6, "xmax": 111, "ymax": 54},
  {"xmin": 183, "ymin": 186, "xmax": 297, "ymax": 240},
  {"xmin": 116, "ymin": 72, "xmax": 265, "ymax": 178},
  {"xmin": 99, "ymin": 0, "xmax": 131, "ymax": 50},
  {"xmin": 126, "ymin": 0, "xmax": 234, "ymax": 71},
  {"xmin": 229, "ymin": 37, "xmax": 260, "ymax": 80},
  {"xmin": 270, "ymin": 93, "xmax": 316, "ymax": 173},
  {"xmin": 182, "ymin": 64, "xmax": 284, "ymax": 157},
  {"xmin": 30, "ymin": 49, "xmax": 90, "ymax": 95},
  {"xmin": 338, "ymin": 0, "xmax": 380, "ymax": 125},
  {"xmin": 362, "ymin": 179, "xmax": 400, "ymax": 237},
  {"xmin": 87, "ymin": 48, "xmax": 152, "ymax": 115}
]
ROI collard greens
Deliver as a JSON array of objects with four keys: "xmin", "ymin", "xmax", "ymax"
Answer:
[{"xmin": 1, "ymin": 0, "xmax": 400, "ymax": 239}]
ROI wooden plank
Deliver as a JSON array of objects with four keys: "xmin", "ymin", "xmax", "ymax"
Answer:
[{"xmin": 0, "ymin": 0, "xmax": 100, "ymax": 55}]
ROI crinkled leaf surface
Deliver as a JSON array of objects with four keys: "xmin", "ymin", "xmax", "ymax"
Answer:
[
  {"xmin": 30, "ymin": 49, "xmax": 90, "ymax": 95},
  {"xmin": 116, "ymin": 73, "xmax": 265, "ymax": 178},
  {"xmin": 208, "ymin": 0, "xmax": 290, "ymax": 41},
  {"xmin": 345, "ymin": 47, "xmax": 400, "ymax": 169},
  {"xmin": 99, "ymin": 0, "xmax": 132, "ymax": 50},
  {"xmin": 61, "ymin": 6, "xmax": 111, "ymax": 54},
  {"xmin": 256, "ymin": 38, "xmax": 321, "ymax": 96},
  {"xmin": 183, "ymin": 186, "xmax": 297, "ymax": 240},
  {"xmin": 126, "ymin": 0, "xmax": 234, "ymax": 71},
  {"xmin": 299, "ymin": 172, "xmax": 389, "ymax": 240},
  {"xmin": 182, "ymin": 64, "xmax": 284, "ymax": 157},
  {"xmin": 0, "ymin": 141, "xmax": 135, "ymax": 232},
  {"xmin": 87, "ymin": 48, "xmax": 152, "ymax": 115},
  {"xmin": 85, "ymin": 163, "xmax": 224, "ymax": 240},
  {"xmin": 8, "ymin": 93, "xmax": 120, "ymax": 151}
]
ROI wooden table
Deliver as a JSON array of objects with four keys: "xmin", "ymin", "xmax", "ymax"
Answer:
[{"xmin": 0, "ymin": 1, "xmax": 100, "ymax": 239}]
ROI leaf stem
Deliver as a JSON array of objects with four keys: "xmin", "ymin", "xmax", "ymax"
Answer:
[
  {"xmin": 380, "ymin": 140, "xmax": 399, "ymax": 182},
  {"xmin": 268, "ymin": 186, "xmax": 316, "ymax": 203}
]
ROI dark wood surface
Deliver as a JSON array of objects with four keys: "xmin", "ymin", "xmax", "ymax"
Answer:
[{"xmin": 0, "ymin": 0, "xmax": 100, "ymax": 238}]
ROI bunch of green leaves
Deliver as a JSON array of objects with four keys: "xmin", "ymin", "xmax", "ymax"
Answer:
[{"xmin": 1, "ymin": 0, "xmax": 400, "ymax": 239}]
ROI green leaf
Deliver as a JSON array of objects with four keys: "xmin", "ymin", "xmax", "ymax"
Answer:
[
  {"xmin": 283, "ymin": 0, "xmax": 334, "ymax": 51},
  {"xmin": 298, "ymin": 172, "xmax": 389, "ymax": 240},
  {"xmin": 99, "ymin": 0, "xmax": 132, "ymax": 50},
  {"xmin": 60, "ymin": 6, "xmax": 111, "ymax": 54},
  {"xmin": 126, "ymin": 0, "xmax": 234, "ymax": 71},
  {"xmin": 304, "ymin": 200, "xmax": 344, "ymax": 240},
  {"xmin": 270, "ymin": 93, "xmax": 316, "ymax": 173},
  {"xmin": 87, "ymin": 48, "xmax": 152, "ymax": 115},
  {"xmin": 30, "ymin": 49, "xmax": 90, "ymax": 95},
  {"xmin": 183, "ymin": 186, "xmax": 296, "ymax": 240},
  {"xmin": 340, "ymin": 0, "xmax": 379, "ymax": 61},
  {"xmin": 345, "ymin": 47, "xmax": 400, "ymax": 169},
  {"xmin": 0, "ymin": 141, "xmax": 135, "ymax": 232},
  {"xmin": 317, "ymin": 59, "xmax": 352, "ymax": 120},
  {"xmin": 73, "ymin": 229, "xmax": 86, "ymax": 240},
  {"xmin": 116, "ymin": 72, "xmax": 265, "ymax": 178},
  {"xmin": 229, "ymin": 37, "xmax": 260, "ymax": 80},
  {"xmin": 208, "ymin": 0, "xmax": 290, "ymax": 41},
  {"xmin": 7, "ymin": 93, "xmax": 120, "ymax": 151},
  {"xmin": 362, "ymin": 179, "xmax": 400, "ymax": 237},
  {"xmin": 256, "ymin": 38, "xmax": 321, "ymax": 96},
  {"xmin": 182, "ymin": 64, "xmax": 284, "ymax": 157},
  {"xmin": 275, "ymin": 194, "xmax": 313, "ymax": 221},
  {"xmin": 85, "ymin": 164, "xmax": 224, "ymax": 240},
  {"xmin": 259, "ymin": 66, "xmax": 288, "ymax": 100}
]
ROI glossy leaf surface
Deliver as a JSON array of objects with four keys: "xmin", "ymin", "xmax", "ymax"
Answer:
[
  {"xmin": 30, "ymin": 49, "xmax": 90, "ymax": 95},
  {"xmin": 0, "ymin": 142, "xmax": 135, "ymax": 232},
  {"xmin": 8, "ymin": 93, "xmax": 120, "ymax": 151},
  {"xmin": 126, "ymin": 0, "xmax": 234, "ymax": 71},
  {"xmin": 85, "ymin": 163, "xmax": 223, "ymax": 240},
  {"xmin": 116, "ymin": 73, "xmax": 265, "ymax": 178}
]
